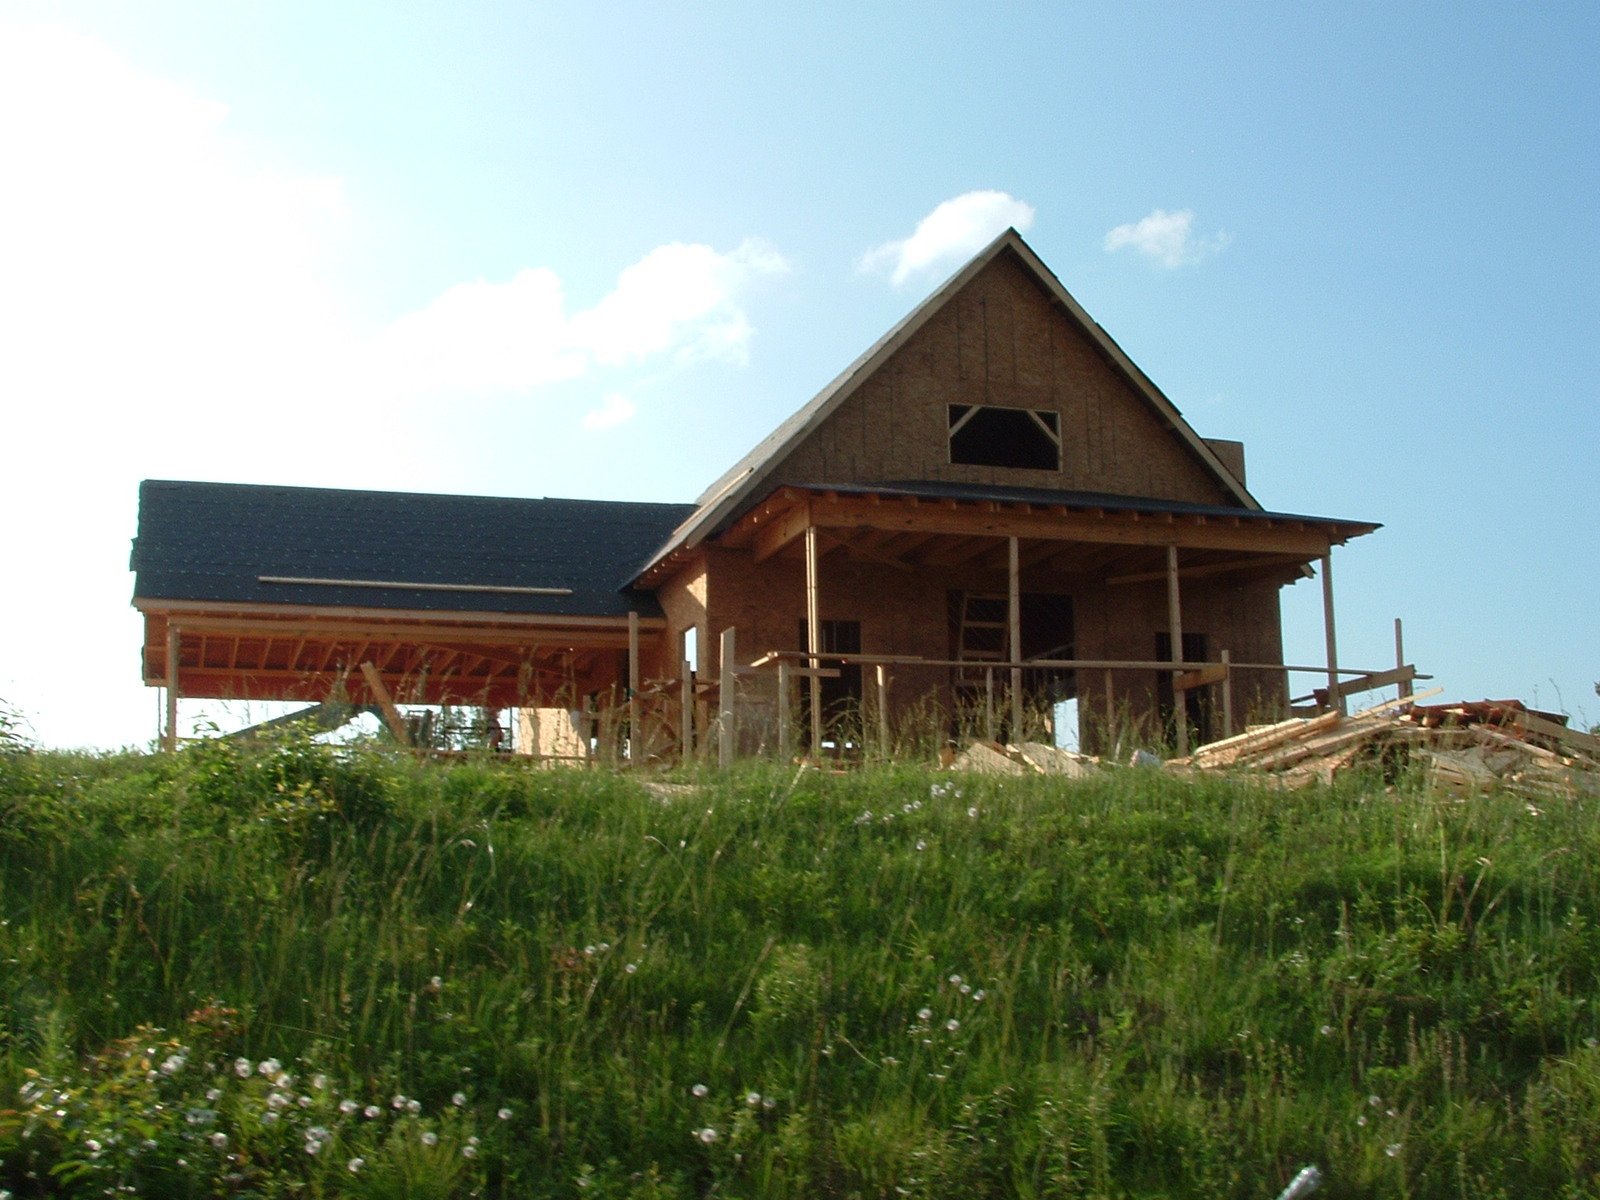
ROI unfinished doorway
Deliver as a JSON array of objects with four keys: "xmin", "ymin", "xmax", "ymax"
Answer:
[{"xmin": 799, "ymin": 618, "xmax": 863, "ymax": 750}]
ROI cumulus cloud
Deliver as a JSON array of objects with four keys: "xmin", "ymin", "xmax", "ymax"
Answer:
[
  {"xmin": 371, "ymin": 238, "xmax": 788, "ymax": 395},
  {"xmin": 581, "ymin": 392, "xmax": 638, "ymax": 432},
  {"xmin": 859, "ymin": 191, "xmax": 1035, "ymax": 285},
  {"xmin": 1103, "ymin": 208, "xmax": 1230, "ymax": 268}
]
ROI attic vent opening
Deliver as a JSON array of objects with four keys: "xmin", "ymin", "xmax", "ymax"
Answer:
[{"xmin": 948, "ymin": 404, "xmax": 1060, "ymax": 470}]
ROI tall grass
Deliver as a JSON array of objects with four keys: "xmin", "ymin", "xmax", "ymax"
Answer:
[{"xmin": 2, "ymin": 733, "xmax": 1599, "ymax": 1197}]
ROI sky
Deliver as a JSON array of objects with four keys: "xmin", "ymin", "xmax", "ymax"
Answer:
[{"xmin": 1, "ymin": 0, "xmax": 1596, "ymax": 749}]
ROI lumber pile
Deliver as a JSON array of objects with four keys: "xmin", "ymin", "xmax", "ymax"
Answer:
[
  {"xmin": 1170, "ymin": 695, "xmax": 1600, "ymax": 797},
  {"xmin": 947, "ymin": 740, "xmax": 1098, "ymax": 777}
]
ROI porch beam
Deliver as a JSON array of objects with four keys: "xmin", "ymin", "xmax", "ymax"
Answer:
[
  {"xmin": 1107, "ymin": 551, "xmax": 1311, "ymax": 587},
  {"xmin": 802, "ymin": 497, "xmax": 1335, "ymax": 556}
]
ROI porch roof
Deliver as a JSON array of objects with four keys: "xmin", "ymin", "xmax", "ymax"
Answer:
[{"xmin": 637, "ymin": 481, "xmax": 1378, "ymax": 586}]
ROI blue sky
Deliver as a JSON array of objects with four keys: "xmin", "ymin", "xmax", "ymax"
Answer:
[{"xmin": 2, "ymin": 1, "xmax": 1596, "ymax": 748}]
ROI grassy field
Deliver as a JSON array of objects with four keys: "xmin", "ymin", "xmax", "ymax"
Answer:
[{"xmin": 2, "ymin": 732, "xmax": 1599, "ymax": 1198}]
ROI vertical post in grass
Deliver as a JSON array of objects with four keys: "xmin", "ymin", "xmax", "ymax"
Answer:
[
  {"xmin": 805, "ymin": 522, "xmax": 822, "ymax": 761},
  {"xmin": 680, "ymin": 657, "xmax": 694, "ymax": 764},
  {"xmin": 984, "ymin": 667, "xmax": 995, "ymax": 742},
  {"xmin": 1166, "ymin": 544, "xmax": 1188, "ymax": 756},
  {"xmin": 627, "ymin": 610, "xmax": 640, "ymax": 765},
  {"xmin": 164, "ymin": 621, "xmax": 180, "ymax": 752},
  {"xmin": 1394, "ymin": 616, "xmax": 1407, "ymax": 703},
  {"xmin": 875, "ymin": 663, "xmax": 890, "ymax": 759},
  {"xmin": 719, "ymin": 627, "xmax": 737, "ymax": 769},
  {"xmin": 1221, "ymin": 648, "xmax": 1233, "ymax": 737},
  {"xmin": 1321, "ymin": 551, "xmax": 1343, "ymax": 716},
  {"xmin": 1103, "ymin": 667, "xmax": 1115, "ymax": 755},
  {"xmin": 777, "ymin": 659, "xmax": 792, "ymax": 763},
  {"xmin": 1008, "ymin": 536, "xmax": 1022, "ymax": 743}
]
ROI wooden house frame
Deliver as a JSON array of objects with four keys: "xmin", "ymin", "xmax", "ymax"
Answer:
[{"xmin": 133, "ymin": 229, "xmax": 1381, "ymax": 757}]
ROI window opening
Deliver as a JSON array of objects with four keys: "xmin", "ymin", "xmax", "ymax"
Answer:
[{"xmin": 948, "ymin": 404, "xmax": 1061, "ymax": 470}]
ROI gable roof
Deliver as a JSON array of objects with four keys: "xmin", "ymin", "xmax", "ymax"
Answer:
[
  {"xmin": 639, "ymin": 227, "xmax": 1258, "ymax": 577},
  {"xmin": 133, "ymin": 480, "xmax": 694, "ymax": 620}
]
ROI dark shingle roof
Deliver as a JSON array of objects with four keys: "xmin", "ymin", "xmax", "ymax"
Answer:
[{"xmin": 132, "ymin": 480, "xmax": 695, "ymax": 619}]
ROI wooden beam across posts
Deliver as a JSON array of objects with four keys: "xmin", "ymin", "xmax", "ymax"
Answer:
[
  {"xmin": 805, "ymin": 523, "xmax": 823, "ymax": 760},
  {"xmin": 719, "ymin": 627, "xmax": 737, "ymax": 769},
  {"xmin": 1009, "ymin": 536, "xmax": 1023, "ymax": 741},
  {"xmin": 796, "ymin": 494, "xmax": 1341, "ymax": 556},
  {"xmin": 1106, "ymin": 551, "xmax": 1311, "ymax": 587},
  {"xmin": 1174, "ymin": 664, "xmax": 1228, "ymax": 692},
  {"xmin": 1167, "ymin": 544, "xmax": 1188, "ymax": 756},
  {"xmin": 1321, "ymin": 552, "xmax": 1343, "ymax": 716},
  {"xmin": 359, "ymin": 661, "xmax": 411, "ymax": 744},
  {"xmin": 753, "ymin": 500, "xmax": 815, "ymax": 563},
  {"xmin": 164, "ymin": 622, "xmax": 180, "ymax": 752},
  {"xmin": 627, "ymin": 611, "xmax": 640, "ymax": 765}
]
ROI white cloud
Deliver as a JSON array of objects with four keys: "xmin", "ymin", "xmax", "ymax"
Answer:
[
  {"xmin": 859, "ymin": 191, "xmax": 1035, "ymax": 285},
  {"xmin": 369, "ymin": 237, "xmax": 789, "ymax": 395},
  {"xmin": 1103, "ymin": 208, "xmax": 1230, "ymax": 268},
  {"xmin": 581, "ymin": 392, "xmax": 638, "ymax": 432}
]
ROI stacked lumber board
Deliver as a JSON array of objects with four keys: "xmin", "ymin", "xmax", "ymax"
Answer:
[
  {"xmin": 1170, "ymin": 694, "xmax": 1600, "ymax": 797},
  {"xmin": 947, "ymin": 740, "xmax": 1099, "ymax": 777}
]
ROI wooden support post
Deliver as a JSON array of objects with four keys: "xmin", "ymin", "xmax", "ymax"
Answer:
[
  {"xmin": 359, "ymin": 661, "xmax": 411, "ymax": 744},
  {"xmin": 164, "ymin": 622, "xmax": 181, "ymax": 752},
  {"xmin": 680, "ymin": 658, "xmax": 694, "ymax": 763},
  {"xmin": 984, "ymin": 667, "xmax": 996, "ymax": 742},
  {"xmin": 627, "ymin": 610, "xmax": 640, "ymax": 765},
  {"xmin": 777, "ymin": 660, "xmax": 792, "ymax": 762},
  {"xmin": 875, "ymin": 663, "xmax": 890, "ymax": 759},
  {"xmin": 1220, "ymin": 649, "xmax": 1233, "ymax": 738},
  {"xmin": 1394, "ymin": 617, "xmax": 1406, "ymax": 704},
  {"xmin": 1166, "ymin": 544, "xmax": 1188, "ymax": 756},
  {"xmin": 805, "ymin": 523, "xmax": 823, "ymax": 760},
  {"xmin": 719, "ymin": 627, "xmax": 737, "ymax": 769},
  {"xmin": 1103, "ymin": 667, "xmax": 1114, "ymax": 752},
  {"xmin": 1008, "ymin": 536, "xmax": 1023, "ymax": 743},
  {"xmin": 1321, "ymin": 552, "xmax": 1343, "ymax": 716}
]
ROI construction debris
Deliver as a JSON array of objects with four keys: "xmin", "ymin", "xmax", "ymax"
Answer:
[
  {"xmin": 948, "ymin": 740, "xmax": 1099, "ymax": 777},
  {"xmin": 1170, "ymin": 695, "xmax": 1600, "ymax": 797}
]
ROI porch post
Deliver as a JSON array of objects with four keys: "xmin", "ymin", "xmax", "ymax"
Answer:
[
  {"xmin": 718, "ymin": 626, "xmax": 737, "ymax": 769},
  {"xmin": 680, "ymin": 656, "xmax": 694, "ymax": 763},
  {"xmin": 805, "ymin": 523, "xmax": 823, "ymax": 759},
  {"xmin": 627, "ymin": 610, "xmax": 640, "ymax": 763},
  {"xmin": 164, "ymin": 622, "xmax": 181, "ymax": 753},
  {"xmin": 1321, "ymin": 550, "xmax": 1343, "ymax": 716},
  {"xmin": 1166, "ymin": 544, "xmax": 1188, "ymax": 756},
  {"xmin": 1394, "ymin": 617, "xmax": 1407, "ymax": 703},
  {"xmin": 777, "ymin": 660, "xmax": 792, "ymax": 762},
  {"xmin": 1220, "ymin": 648, "xmax": 1234, "ymax": 738},
  {"xmin": 1008, "ymin": 536, "xmax": 1022, "ymax": 742}
]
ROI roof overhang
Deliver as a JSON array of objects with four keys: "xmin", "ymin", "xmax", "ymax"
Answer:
[
  {"xmin": 636, "ymin": 483, "xmax": 1378, "ymax": 588},
  {"xmin": 136, "ymin": 598, "xmax": 666, "ymax": 707}
]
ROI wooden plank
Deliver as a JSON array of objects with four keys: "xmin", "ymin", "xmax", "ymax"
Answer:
[
  {"xmin": 1174, "ymin": 664, "xmax": 1227, "ymax": 692},
  {"xmin": 752, "ymin": 500, "xmax": 814, "ymax": 563},
  {"xmin": 1511, "ymin": 710, "xmax": 1600, "ymax": 759},
  {"xmin": 627, "ymin": 611, "xmax": 640, "ymax": 765},
  {"xmin": 359, "ymin": 662, "xmax": 411, "ymax": 744},
  {"xmin": 680, "ymin": 658, "xmax": 694, "ymax": 763},
  {"xmin": 1107, "ymin": 552, "xmax": 1309, "ymax": 586}
]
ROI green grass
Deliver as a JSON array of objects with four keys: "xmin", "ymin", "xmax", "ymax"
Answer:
[{"xmin": 2, "ymin": 733, "xmax": 1599, "ymax": 1197}]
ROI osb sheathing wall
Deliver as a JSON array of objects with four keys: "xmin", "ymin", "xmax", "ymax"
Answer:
[{"xmin": 767, "ymin": 250, "xmax": 1235, "ymax": 505}]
